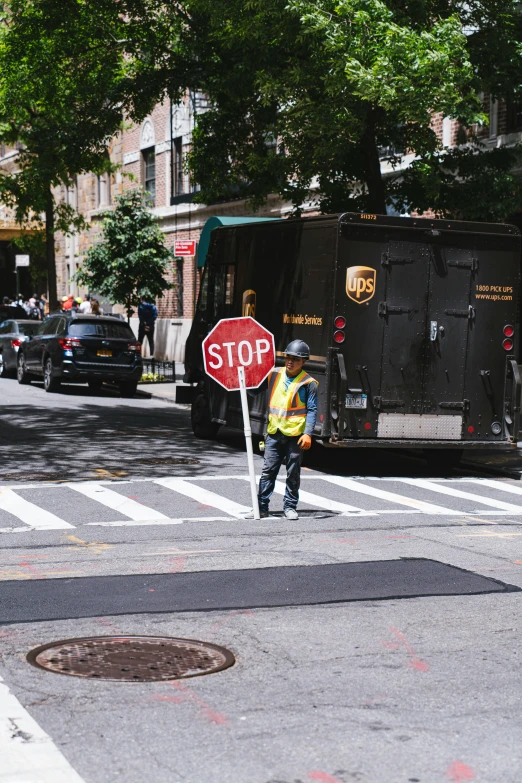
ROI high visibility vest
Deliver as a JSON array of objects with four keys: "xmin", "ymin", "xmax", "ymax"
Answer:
[{"xmin": 267, "ymin": 368, "xmax": 317, "ymax": 437}]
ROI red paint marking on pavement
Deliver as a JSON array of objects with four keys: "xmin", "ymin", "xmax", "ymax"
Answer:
[
  {"xmin": 149, "ymin": 589, "xmax": 155, "ymax": 592},
  {"xmin": 150, "ymin": 693, "xmax": 184, "ymax": 704},
  {"xmin": 446, "ymin": 761, "xmax": 475, "ymax": 782},
  {"xmin": 387, "ymin": 535, "xmax": 411, "ymax": 540},
  {"xmin": 381, "ymin": 628, "xmax": 429, "ymax": 672},
  {"xmin": 210, "ymin": 609, "xmax": 254, "ymax": 633},
  {"xmin": 308, "ymin": 772, "xmax": 345, "ymax": 783},
  {"xmin": 19, "ymin": 560, "xmax": 44, "ymax": 578},
  {"xmin": 169, "ymin": 557, "xmax": 185, "ymax": 573},
  {"xmin": 169, "ymin": 681, "xmax": 228, "ymax": 725}
]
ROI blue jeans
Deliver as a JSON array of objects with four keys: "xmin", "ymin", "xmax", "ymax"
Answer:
[{"xmin": 258, "ymin": 432, "xmax": 303, "ymax": 513}]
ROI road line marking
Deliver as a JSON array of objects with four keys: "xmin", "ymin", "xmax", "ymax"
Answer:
[
  {"xmin": 397, "ymin": 479, "xmax": 522, "ymax": 512},
  {"xmin": 272, "ymin": 480, "xmax": 374, "ymax": 515},
  {"xmin": 456, "ymin": 531, "xmax": 522, "ymax": 538},
  {"xmin": 466, "ymin": 478, "xmax": 522, "ymax": 498},
  {"xmin": 154, "ymin": 477, "xmax": 250, "ymax": 518},
  {"xmin": 320, "ymin": 476, "xmax": 464, "ymax": 514},
  {"xmin": 66, "ymin": 482, "xmax": 169, "ymax": 521},
  {"xmin": 0, "ymin": 675, "xmax": 86, "ymax": 783},
  {"xmin": 0, "ymin": 488, "xmax": 73, "ymax": 530},
  {"xmin": 85, "ymin": 516, "xmax": 233, "ymax": 527}
]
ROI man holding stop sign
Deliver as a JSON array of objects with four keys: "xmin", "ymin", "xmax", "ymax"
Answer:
[
  {"xmin": 203, "ymin": 318, "xmax": 318, "ymax": 520},
  {"xmin": 247, "ymin": 339, "xmax": 318, "ymax": 519}
]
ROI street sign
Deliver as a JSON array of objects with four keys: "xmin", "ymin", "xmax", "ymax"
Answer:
[
  {"xmin": 202, "ymin": 316, "xmax": 275, "ymax": 391},
  {"xmin": 202, "ymin": 317, "xmax": 275, "ymax": 519},
  {"xmin": 174, "ymin": 240, "xmax": 196, "ymax": 257},
  {"xmin": 15, "ymin": 255, "xmax": 30, "ymax": 267}
]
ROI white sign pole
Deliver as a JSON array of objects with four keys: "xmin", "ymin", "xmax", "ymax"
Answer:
[{"xmin": 237, "ymin": 365, "xmax": 260, "ymax": 520}]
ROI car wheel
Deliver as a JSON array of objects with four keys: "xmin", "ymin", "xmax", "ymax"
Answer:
[
  {"xmin": 191, "ymin": 394, "xmax": 220, "ymax": 439},
  {"xmin": 43, "ymin": 357, "xmax": 61, "ymax": 393},
  {"xmin": 17, "ymin": 354, "xmax": 32, "ymax": 384},
  {"xmin": 88, "ymin": 379, "xmax": 103, "ymax": 393},
  {"xmin": 119, "ymin": 380, "xmax": 138, "ymax": 398}
]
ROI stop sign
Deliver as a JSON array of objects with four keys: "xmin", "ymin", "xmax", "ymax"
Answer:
[{"xmin": 203, "ymin": 317, "xmax": 275, "ymax": 390}]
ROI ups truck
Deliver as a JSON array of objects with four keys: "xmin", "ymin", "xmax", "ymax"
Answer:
[{"xmin": 184, "ymin": 213, "xmax": 521, "ymax": 459}]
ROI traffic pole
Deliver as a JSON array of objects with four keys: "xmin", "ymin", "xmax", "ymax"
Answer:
[{"xmin": 238, "ymin": 365, "xmax": 260, "ymax": 520}]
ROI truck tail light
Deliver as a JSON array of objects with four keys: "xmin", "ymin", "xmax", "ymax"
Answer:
[
  {"xmin": 11, "ymin": 338, "xmax": 22, "ymax": 348},
  {"xmin": 333, "ymin": 330, "xmax": 345, "ymax": 344},
  {"xmin": 127, "ymin": 341, "xmax": 141, "ymax": 353},
  {"xmin": 58, "ymin": 338, "xmax": 81, "ymax": 350},
  {"xmin": 504, "ymin": 324, "xmax": 514, "ymax": 337},
  {"xmin": 503, "ymin": 337, "xmax": 514, "ymax": 351},
  {"xmin": 334, "ymin": 315, "xmax": 346, "ymax": 329}
]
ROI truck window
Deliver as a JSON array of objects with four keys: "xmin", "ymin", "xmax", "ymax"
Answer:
[
  {"xmin": 197, "ymin": 266, "xmax": 209, "ymax": 313},
  {"xmin": 213, "ymin": 264, "xmax": 235, "ymax": 319}
]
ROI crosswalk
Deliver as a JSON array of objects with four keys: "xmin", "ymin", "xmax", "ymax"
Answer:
[{"xmin": 1, "ymin": 474, "xmax": 522, "ymax": 532}]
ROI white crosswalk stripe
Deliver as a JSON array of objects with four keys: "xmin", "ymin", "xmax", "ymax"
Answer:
[
  {"xmin": 0, "ymin": 487, "xmax": 73, "ymax": 530},
  {"xmin": 396, "ymin": 478, "xmax": 522, "ymax": 513},
  {"xmin": 67, "ymin": 482, "xmax": 170, "ymax": 522},
  {"xmin": 2, "ymin": 475, "xmax": 522, "ymax": 532},
  {"xmin": 320, "ymin": 476, "xmax": 464, "ymax": 515},
  {"xmin": 154, "ymin": 477, "xmax": 251, "ymax": 518}
]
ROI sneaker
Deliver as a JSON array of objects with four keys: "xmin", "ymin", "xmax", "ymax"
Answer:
[
  {"xmin": 244, "ymin": 510, "xmax": 269, "ymax": 519},
  {"xmin": 284, "ymin": 508, "xmax": 299, "ymax": 520}
]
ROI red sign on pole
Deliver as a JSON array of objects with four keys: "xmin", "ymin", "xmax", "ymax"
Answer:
[
  {"xmin": 174, "ymin": 240, "xmax": 196, "ymax": 257},
  {"xmin": 202, "ymin": 317, "xmax": 275, "ymax": 391}
]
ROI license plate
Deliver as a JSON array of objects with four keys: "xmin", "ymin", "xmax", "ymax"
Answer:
[
  {"xmin": 97, "ymin": 349, "xmax": 112, "ymax": 357},
  {"xmin": 345, "ymin": 393, "xmax": 367, "ymax": 409}
]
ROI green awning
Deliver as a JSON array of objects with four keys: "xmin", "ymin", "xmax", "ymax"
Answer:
[{"xmin": 197, "ymin": 216, "xmax": 280, "ymax": 267}]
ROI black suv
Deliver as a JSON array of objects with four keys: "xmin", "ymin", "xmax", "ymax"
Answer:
[{"xmin": 17, "ymin": 314, "xmax": 143, "ymax": 396}]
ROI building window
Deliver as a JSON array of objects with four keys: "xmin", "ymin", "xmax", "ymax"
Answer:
[
  {"xmin": 143, "ymin": 147, "xmax": 156, "ymax": 206},
  {"xmin": 506, "ymin": 99, "xmax": 522, "ymax": 133},
  {"xmin": 176, "ymin": 258, "xmax": 184, "ymax": 316},
  {"xmin": 97, "ymin": 173, "xmax": 111, "ymax": 207},
  {"xmin": 174, "ymin": 137, "xmax": 184, "ymax": 197}
]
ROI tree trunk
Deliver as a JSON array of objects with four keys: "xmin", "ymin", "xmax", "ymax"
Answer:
[
  {"xmin": 45, "ymin": 188, "xmax": 58, "ymax": 311},
  {"xmin": 360, "ymin": 105, "xmax": 387, "ymax": 215}
]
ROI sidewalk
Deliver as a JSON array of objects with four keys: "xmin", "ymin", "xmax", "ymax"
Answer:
[{"xmin": 137, "ymin": 362, "xmax": 192, "ymax": 406}]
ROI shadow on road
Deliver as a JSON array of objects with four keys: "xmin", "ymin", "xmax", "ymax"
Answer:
[{"xmin": 1, "ymin": 379, "xmax": 521, "ymax": 482}]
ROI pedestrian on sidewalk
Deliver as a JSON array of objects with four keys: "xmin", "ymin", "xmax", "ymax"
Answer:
[
  {"xmin": 246, "ymin": 340, "xmax": 318, "ymax": 520},
  {"xmin": 138, "ymin": 295, "xmax": 157, "ymax": 357},
  {"xmin": 79, "ymin": 294, "xmax": 91, "ymax": 313}
]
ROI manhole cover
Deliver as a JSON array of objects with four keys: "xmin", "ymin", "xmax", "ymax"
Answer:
[{"xmin": 27, "ymin": 636, "xmax": 234, "ymax": 682}]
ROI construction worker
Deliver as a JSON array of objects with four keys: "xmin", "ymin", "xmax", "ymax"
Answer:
[{"xmin": 246, "ymin": 340, "xmax": 318, "ymax": 520}]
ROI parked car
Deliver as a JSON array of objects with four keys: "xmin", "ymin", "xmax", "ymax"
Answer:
[
  {"xmin": 0, "ymin": 304, "xmax": 31, "ymax": 321},
  {"xmin": 0, "ymin": 319, "xmax": 42, "ymax": 377},
  {"xmin": 17, "ymin": 313, "xmax": 143, "ymax": 396}
]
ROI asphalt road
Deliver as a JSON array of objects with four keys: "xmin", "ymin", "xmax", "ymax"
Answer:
[{"xmin": 1, "ymin": 377, "xmax": 522, "ymax": 783}]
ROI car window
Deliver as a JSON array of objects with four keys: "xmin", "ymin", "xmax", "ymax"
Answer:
[
  {"xmin": 17, "ymin": 322, "xmax": 40, "ymax": 336},
  {"xmin": 68, "ymin": 321, "xmax": 135, "ymax": 339},
  {"xmin": 40, "ymin": 318, "xmax": 59, "ymax": 335},
  {"xmin": 0, "ymin": 321, "xmax": 12, "ymax": 334},
  {"xmin": 55, "ymin": 317, "xmax": 67, "ymax": 335}
]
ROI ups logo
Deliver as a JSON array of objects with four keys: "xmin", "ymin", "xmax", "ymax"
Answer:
[
  {"xmin": 242, "ymin": 289, "xmax": 256, "ymax": 317},
  {"xmin": 346, "ymin": 266, "xmax": 376, "ymax": 304}
]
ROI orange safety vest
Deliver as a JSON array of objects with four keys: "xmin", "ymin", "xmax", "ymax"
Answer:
[{"xmin": 267, "ymin": 368, "xmax": 317, "ymax": 437}]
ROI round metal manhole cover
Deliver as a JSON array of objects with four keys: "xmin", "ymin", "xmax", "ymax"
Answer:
[{"xmin": 27, "ymin": 636, "xmax": 235, "ymax": 682}]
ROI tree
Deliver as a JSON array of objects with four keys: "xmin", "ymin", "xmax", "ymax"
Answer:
[
  {"xmin": 180, "ymin": 0, "xmax": 522, "ymax": 220},
  {"xmin": 0, "ymin": 0, "xmax": 180, "ymax": 309},
  {"xmin": 73, "ymin": 189, "xmax": 173, "ymax": 320}
]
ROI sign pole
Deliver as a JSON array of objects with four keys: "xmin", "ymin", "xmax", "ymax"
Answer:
[{"xmin": 237, "ymin": 365, "xmax": 260, "ymax": 520}]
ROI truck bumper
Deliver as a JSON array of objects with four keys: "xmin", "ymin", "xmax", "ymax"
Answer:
[{"xmin": 321, "ymin": 438, "xmax": 517, "ymax": 450}]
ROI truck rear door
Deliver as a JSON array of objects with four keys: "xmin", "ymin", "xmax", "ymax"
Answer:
[{"xmin": 333, "ymin": 218, "xmax": 481, "ymax": 442}]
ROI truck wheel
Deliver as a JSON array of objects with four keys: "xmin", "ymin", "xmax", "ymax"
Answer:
[
  {"xmin": 191, "ymin": 394, "xmax": 220, "ymax": 439},
  {"xmin": 43, "ymin": 357, "xmax": 61, "ymax": 393},
  {"xmin": 119, "ymin": 380, "xmax": 138, "ymax": 398},
  {"xmin": 17, "ymin": 355, "xmax": 32, "ymax": 385}
]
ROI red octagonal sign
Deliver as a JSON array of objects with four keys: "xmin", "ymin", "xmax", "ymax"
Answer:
[{"xmin": 203, "ymin": 317, "xmax": 275, "ymax": 391}]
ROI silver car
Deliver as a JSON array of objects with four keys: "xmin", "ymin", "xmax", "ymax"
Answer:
[{"xmin": 0, "ymin": 319, "xmax": 41, "ymax": 377}]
